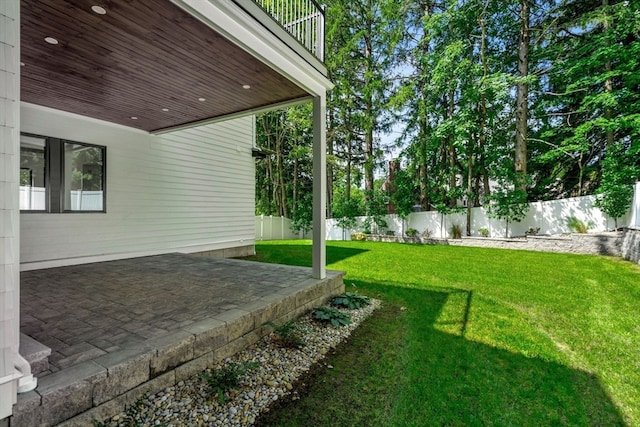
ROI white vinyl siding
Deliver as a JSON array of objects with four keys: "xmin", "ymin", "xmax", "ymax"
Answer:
[
  {"xmin": 1, "ymin": 0, "xmax": 21, "ymax": 418},
  {"xmin": 20, "ymin": 104, "xmax": 255, "ymax": 269}
]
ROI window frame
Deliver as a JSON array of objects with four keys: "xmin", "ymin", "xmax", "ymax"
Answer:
[{"xmin": 20, "ymin": 133, "xmax": 107, "ymax": 213}]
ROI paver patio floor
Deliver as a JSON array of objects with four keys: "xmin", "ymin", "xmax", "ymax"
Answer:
[{"xmin": 20, "ymin": 253, "xmax": 334, "ymax": 376}]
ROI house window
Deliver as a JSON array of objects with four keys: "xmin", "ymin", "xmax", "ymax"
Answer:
[
  {"xmin": 20, "ymin": 135, "xmax": 47, "ymax": 211},
  {"xmin": 20, "ymin": 134, "xmax": 106, "ymax": 213}
]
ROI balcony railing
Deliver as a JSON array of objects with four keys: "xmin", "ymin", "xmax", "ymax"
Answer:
[{"xmin": 253, "ymin": 0, "xmax": 325, "ymax": 61}]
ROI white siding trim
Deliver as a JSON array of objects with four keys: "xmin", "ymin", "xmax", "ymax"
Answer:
[
  {"xmin": 173, "ymin": 0, "xmax": 333, "ymax": 96},
  {"xmin": 20, "ymin": 104, "xmax": 256, "ymax": 270}
]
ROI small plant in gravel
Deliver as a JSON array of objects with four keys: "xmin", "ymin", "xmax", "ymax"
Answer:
[
  {"xmin": 567, "ymin": 216, "xmax": 593, "ymax": 233},
  {"xmin": 405, "ymin": 228, "xmax": 419, "ymax": 237},
  {"xmin": 313, "ymin": 306, "xmax": 352, "ymax": 327},
  {"xmin": 450, "ymin": 224, "xmax": 463, "ymax": 239},
  {"xmin": 263, "ymin": 318, "xmax": 306, "ymax": 348},
  {"xmin": 332, "ymin": 292, "xmax": 371, "ymax": 310},
  {"xmin": 422, "ymin": 229, "xmax": 432, "ymax": 238},
  {"xmin": 201, "ymin": 362, "xmax": 259, "ymax": 403},
  {"xmin": 351, "ymin": 232, "xmax": 367, "ymax": 241},
  {"xmin": 478, "ymin": 227, "xmax": 489, "ymax": 237},
  {"xmin": 525, "ymin": 227, "xmax": 540, "ymax": 236}
]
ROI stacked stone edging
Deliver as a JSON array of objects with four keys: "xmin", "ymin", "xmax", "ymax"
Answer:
[
  {"xmin": 10, "ymin": 274, "xmax": 345, "ymax": 427},
  {"xmin": 366, "ymin": 233, "xmax": 622, "ymax": 256},
  {"xmin": 621, "ymin": 228, "xmax": 640, "ymax": 264}
]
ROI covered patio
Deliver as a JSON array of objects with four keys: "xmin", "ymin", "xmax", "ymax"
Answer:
[{"xmin": 12, "ymin": 254, "xmax": 344, "ymax": 426}]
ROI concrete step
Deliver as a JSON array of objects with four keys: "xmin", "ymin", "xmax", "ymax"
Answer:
[{"xmin": 19, "ymin": 334, "xmax": 51, "ymax": 376}]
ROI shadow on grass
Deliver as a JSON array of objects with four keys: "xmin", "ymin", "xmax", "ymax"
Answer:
[
  {"xmin": 258, "ymin": 282, "xmax": 625, "ymax": 427},
  {"xmin": 246, "ymin": 243, "xmax": 369, "ymax": 267}
]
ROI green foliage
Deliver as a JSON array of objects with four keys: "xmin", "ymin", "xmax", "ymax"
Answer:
[
  {"xmin": 255, "ymin": 105, "xmax": 313, "ymax": 217},
  {"xmin": 290, "ymin": 192, "xmax": 313, "ymax": 235},
  {"xmin": 332, "ymin": 292, "xmax": 371, "ymax": 310},
  {"xmin": 449, "ymin": 224, "xmax": 463, "ymax": 239},
  {"xmin": 566, "ymin": 217, "xmax": 594, "ymax": 234},
  {"xmin": 201, "ymin": 362, "xmax": 259, "ymax": 403},
  {"xmin": 391, "ymin": 168, "xmax": 417, "ymax": 220},
  {"xmin": 421, "ymin": 229, "xmax": 432, "ymax": 238},
  {"xmin": 594, "ymin": 142, "xmax": 639, "ymax": 228},
  {"xmin": 332, "ymin": 195, "xmax": 363, "ymax": 232},
  {"xmin": 364, "ymin": 189, "xmax": 389, "ymax": 234},
  {"xmin": 263, "ymin": 318, "xmax": 306, "ymax": 349},
  {"xmin": 386, "ymin": 230, "xmax": 395, "ymax": 236},
  {"xmin": 313, "ymin": 306, "xmax": 352, "ymax": 327},
  {"xmin": 487, "ymin": 177, "xmax": 530, "ymax": 238},
  {"xmin": 405, "ymin": 228, "xmax": 419, "ymax": 237},
  {"xmin": 351, "ymin": 232, "xmax": 367, "ymax": 241},
  {"xmin": 478, "ymin": 227, "xmax": 489, "ymax": 238},
  {"xmin": 530, "ymin": 0, "xmax": 640, "ymax": 198}
]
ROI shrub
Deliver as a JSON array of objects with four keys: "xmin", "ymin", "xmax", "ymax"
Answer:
[
  {"xmin": 332, "ymin": 292, "xmax": 370, "ymax": 310},
  {"xmin": 201, "ymin": 362, "xmax": 259, "ymax": 403},
  {"xmin": 567, "ymin": 217, "xmax": 593, "ymax": 234},
  {"xmin": 263, "ymin": 318, "xmax": 306, "ymax": 349},
  {"xmin": 313, "ymin": 306, "xmax": 351, "ymax": 327},
  {"xmin": 421, "ymin": 229, "xmax": 432, "ymax": 238},
  {"xmin": 351, "ymin": 232, "xmax": 367, "ymax": 241},
  {"xmin": 405, "ymin": 228, "xmax": 419, "ymax": 237},
  {"xmin": 386, "ymin": 230, "xmax": 396, "ymax": 236},
  {"xmin": 478, "ymin": 227, "xmax": 489, "ymax": 237},
  {"xmin": 449, "ymin": 224, "xmax": 463, "ymax": 239}
]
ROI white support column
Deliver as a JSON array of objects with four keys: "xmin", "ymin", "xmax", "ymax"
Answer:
[{"xmin": 312, "ymin": 94, "xmax": 326, "ymax": 279}]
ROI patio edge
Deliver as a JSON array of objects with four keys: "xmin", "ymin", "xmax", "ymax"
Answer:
[{"xmin": 9, "ymin": 273, "xmax": 345, "ymax": 427}]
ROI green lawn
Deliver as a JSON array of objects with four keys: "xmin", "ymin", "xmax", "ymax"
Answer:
[{"xmin": 247, "ymin": 240, "xmax": 640, "ymax": 427}]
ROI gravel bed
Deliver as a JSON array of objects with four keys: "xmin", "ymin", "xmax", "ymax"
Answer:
[{"xmin": 100, "ymin": 299, "xmax": 381, "ymax": 426}]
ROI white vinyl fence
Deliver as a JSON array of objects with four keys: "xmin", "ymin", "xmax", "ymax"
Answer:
[
  {"xmin": 255, "ymin": 215, "xmax": 311, "ymax": 240},
  {"xmin": 258, "ymin": 185, "xmax": 640, "ymax": 241},
  {"xmin": 20, "ymin": 187, "xmax": 103, "ymax": 211},
  {"xmin": 631, "ymin": 182, "xmax": 640, "ymax": 228},
  {"xmin": 326, "ymin": 193, "xmax": 634, "ymax": 240}
]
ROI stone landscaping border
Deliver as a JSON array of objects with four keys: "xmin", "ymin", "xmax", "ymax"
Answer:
[
  {"xmin": 366, "ymin": 231, "xmax": 624, "ymax": 257},
  {"xmin": 96, "ymin": 299, "xmax": 381, "ymax": 426},
  {"xmin": 621, "ymin": 227, "xmax": 640, "ymax": 264}
]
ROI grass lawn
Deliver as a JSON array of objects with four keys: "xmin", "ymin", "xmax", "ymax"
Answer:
[{"xmin": 246, "ymin": 240, "xmax": 640, "ymax": 426}]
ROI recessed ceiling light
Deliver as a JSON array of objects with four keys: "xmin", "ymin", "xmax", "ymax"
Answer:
[
  {"xmin": 130, "ymin": 116, "xmax": 138, "ymax": 120},
  {"xmin": 161, "ymin": 108, "xmax": 169, "ymax": 112},
  {"xmin": 242, "ymin": 84, "xmax": 251, "ymax": 89},
  {"xmin": 91, "ymin": 5, "xmax": 107, "ymax": 15},
  {"xmin": 198, "ymin": 97, "xmax": 206, "ymax": 102},
  {"xmin": 44, "ymin": 37, "xmax": 59, "ymax": 45}
]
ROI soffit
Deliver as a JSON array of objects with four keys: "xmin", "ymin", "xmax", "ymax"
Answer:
[{"xmin": 21, "ymin": 0, "xmax": 310, "ymax": 132}]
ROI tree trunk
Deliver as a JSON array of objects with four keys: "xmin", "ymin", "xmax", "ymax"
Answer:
[
  {"xmin": 363, "ymin": 1, "xmax": 375, "ymax": 192},
  {"xmin": 603, "ymin": 0, "xmax": 614, "ymax": 147},
  {"xmin": 327, "ymin": 109, "xmax": 335, "ymax": 218},
  {"xmin": 448, "ymin": 88, "xmax": 456, "ymax": 209},
  {"xmin": 292, "ymin": 156, "xmax": 298, "ymax": 215},
  {"xmin": 478, "ymin": 11, "xmax": 491, "ymax": 202},
  {"xmin": 515, "ymin": 0, "xmax": 530, "ymax": 193},
  {"xmin": 346, "ymin": 131, "xmax": 352, "ymax": 200},
  {"xmin": 466, "ymin": 135, "xmax": 473, "ymax": 236}
]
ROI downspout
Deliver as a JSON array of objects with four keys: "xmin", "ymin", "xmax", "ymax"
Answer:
[{"xmin": 15, "ymin": 355, "xmax": 38, "ymax": 393}]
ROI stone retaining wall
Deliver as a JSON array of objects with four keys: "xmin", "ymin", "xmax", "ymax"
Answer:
[
  {"xmin": 621, "ymin": 228, "xmax": 640, "ymax": 264},
  {"xmin": 366, "ymin": 232, "xmax": 623, "ymax": 256},
  {"xmin": 10, "ymin": 274, "xmax": 344, "ymax": 427}
]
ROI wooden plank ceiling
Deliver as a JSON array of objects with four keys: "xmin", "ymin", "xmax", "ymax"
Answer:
[{"xmin": 20, "ymin": 0, "xmax": 310, "ymax": 132}]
